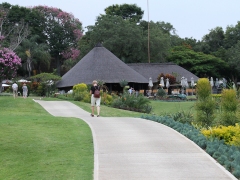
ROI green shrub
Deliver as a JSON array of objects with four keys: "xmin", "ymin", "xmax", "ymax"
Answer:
[
  {"xmin": 220, "ymin": 89, "xmax": 239, "ymax": 126},
  {"xmin": 168, "ymin": 110, "xmax": 194, "ymax": 124},
  {"xmin": 195, "ymin": 97, "xmax": 216, "ymax": 127},
  {"xmin": 196, "ymin": 78, "xmax": 212, "ymax": 100},
  {"xmin": 221, "ymin": 89, "xmax": 238, "ymax": 112},
  {"xmin": 111, "ymin": 93, "xmax": 152, "ymax": 113},
  {"xmin": 73, "ymin": 83, "xmax": 88, "ymax": 92},
  {"xmin": 194, "ymin": 78, "xmax": 216, "ymax": 127},
  {"xmin": 157, "ymin": 88, "xmax": 166, "ymax": 97}
]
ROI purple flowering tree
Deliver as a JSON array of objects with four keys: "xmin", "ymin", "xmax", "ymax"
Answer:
[{"xmin": 0, "ymin": 47, "xmax": 21, "ymax": 92}]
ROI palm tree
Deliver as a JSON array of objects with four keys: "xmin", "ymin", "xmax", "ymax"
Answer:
[{"xmin": 16, "ymin": 35, "xmax": 51, "ymax": 76}]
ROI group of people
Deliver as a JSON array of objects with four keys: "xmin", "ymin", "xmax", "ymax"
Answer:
[{"xmin": 11, "ymin": 82, "xmax": 28, "ymax": 99}]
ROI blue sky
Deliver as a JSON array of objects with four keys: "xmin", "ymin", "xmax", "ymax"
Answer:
[{"xmin": 4, "ymin": 0, "xmax": 240, "ymax": 40}]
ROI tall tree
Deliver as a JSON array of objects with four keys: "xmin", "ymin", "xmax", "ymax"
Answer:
[
  {"xmin": 201, "ymin": 27, "xmax": 225, "ymax": 54},
  {"xmin": 0, "ymin": 2, "xmax": 30, "ymax": 50},
  {"xmin": 141, "ymin": 21, "xmax": 171, "ymax": 62},
  {"xmin": 104, "ymin": 4, "xmax": 144, "ymax": 23},
  {"xmin": 224, "ymin": 21, "xmax": 240, "ymax": 49},
  {"xmin": 32, "ymin": 6, "xmax": 83, "ymax": 75},
  {"xmin": 225, "ymin": 41, "xmax": 240, "ymax": 83},
  {"xmin": 80, "ymin": 15, "xmax": 144, "ymax": 63}
]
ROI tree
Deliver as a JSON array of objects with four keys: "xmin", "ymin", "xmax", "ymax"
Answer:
[
  {"xmin": 104, "ymin": 4, "xmax": 144, "ymax": 23},
  {"xmin": 224, "ymin": 21, "xmax": 240, "ymax": 49},
  {"xmin": 202, "ymin": 27, "xmax": 225, "ymax": 53},
  {"xmin": 16, "ymin": 35, "xmax": 51, "ymax": 76},
  {"xmin": 81, "ymin": 15, "xmax": 144, "ymax": 63},
  {"xmin": 0, "ymin": 47, "xmax": 21, "ymax": 92},
  {"xmin": 29, "ymin": 72, "xmax": 61, "ymax": 96},
  {"xmin": 0, "ymin": 2, "xmax": 30, "ymax": 50},
  {"xmin": 225, "ymin": 41, "xmax": 240, "ymax": 83},
  {"xmin": 141, "ymin": 21, "xmax": 171, "ymax": 62},
  {"xmin": 32, "ymin": 6, "xmax": 83, "ymax": 75},
  {"xmin": 167, "ymin": 46, "xmax": 228, "ymax": 78}
]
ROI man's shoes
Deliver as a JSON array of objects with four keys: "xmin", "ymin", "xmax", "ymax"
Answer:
[
  {"xmin": 91, "ymin": 114, "xmax": 94, "ymax": 117},
  {"xmin": 97, "ymin": 115, "xmax": 100, "ymax": 117}
]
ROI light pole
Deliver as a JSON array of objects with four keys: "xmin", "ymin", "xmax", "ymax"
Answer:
[{"xmin": 147, "ymin": 0, "xmax": 150, "ymax": 63}]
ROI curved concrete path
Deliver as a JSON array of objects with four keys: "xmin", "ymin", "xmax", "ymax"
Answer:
[{"xmin": 35, "ymin": 100, "xmax": 237, "ymax": 180}]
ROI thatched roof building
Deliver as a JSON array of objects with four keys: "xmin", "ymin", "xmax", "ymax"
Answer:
[
  {"xmin": 128, "ymin": 63, "xmax": 199, "ymax": 83},
  {"xmin": 56, "ymin": 44, "xmax": 148, "ymax": 89},
  {"xmin": 57, "ymin": 44, "xmax": 199, "ymax": 92}
]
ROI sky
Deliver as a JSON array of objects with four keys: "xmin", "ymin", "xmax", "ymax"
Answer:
[{"xmin": 3, "ymin": 0, "xmax": 240, "ymax": 40}]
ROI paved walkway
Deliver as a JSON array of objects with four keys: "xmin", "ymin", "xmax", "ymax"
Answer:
[{"xmin": 35, "ymin": 100, "xmax": 237, "ymax": 180}]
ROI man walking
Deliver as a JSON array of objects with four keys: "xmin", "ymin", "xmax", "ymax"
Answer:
[{"xmin": 12, "ymin": 82, "xmax": 18, "ymax": 99}]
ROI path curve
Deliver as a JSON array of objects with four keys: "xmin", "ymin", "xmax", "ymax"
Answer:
[{"xmin": 35, "ymin": 100, "xmax": 237, "ymax": 180}]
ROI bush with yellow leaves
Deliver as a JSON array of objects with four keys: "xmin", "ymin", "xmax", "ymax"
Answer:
[{"xmin": 201, "ymin": 124, "xmax": 240, "ymax": 146}]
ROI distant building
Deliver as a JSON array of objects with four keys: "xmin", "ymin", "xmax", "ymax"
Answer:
[{"xmin": 56, "ymin": 44, "xmax": 198, "ymax": 92}]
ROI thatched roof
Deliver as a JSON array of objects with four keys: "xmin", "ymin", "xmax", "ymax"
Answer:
[
  {"xmin": 56, "ymin": 44, "xmax": 148, "ymax": 88},
  {"xmin": 127, "ymin": 63, "xmax": 199, "ymax": 83}
]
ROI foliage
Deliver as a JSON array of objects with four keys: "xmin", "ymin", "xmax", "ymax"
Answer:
[
  {"xmin": 195, "ymin": 78, "xmax": 215, "ymax": 127},
  {"xmin": 101, "ymin": 93, "xmax": 113, "ymax": 105},
  {"xmin": 104, "ymin": 3, "xmax": 144, "ymax": 23},
  {"xmin": 167, "ymin": 45, "xmax": 228, "ymax": 78},
  {"xmin": 73, "ymin": 83, "xmax": 89, "ymax": 101},
  {"xmin": 221, "ymin": 89, "xmax": 238, "ymax": 112},
  {"xmin": 165, "ymin": 73, "xmax": 177, "ymax": 84},
  {"xmin": 220, "ymin": 89, "xmax": 239, "ymax": 126},
  {"xmin": 29, "ymin": 72, "xmax": 61, "ymax": 82},
  {"xmin": 81, "ymin": 15, "xmax": 144, "ymax": 63},
  {"xmin": 0, "ymin": 47, "xmax": 21, "ymax": 79},
  {"xmin": 80, "ymin": 15, "xmax": 172, "ymax": 63},
  {"xmin": 157, "ymin": 88, "xmax": 166, "ymax": 97},
  {"xmin": 16, "ymin": 35, "xmax": 51, "ymax": 76},
  {"xmin": 119, "ymin": 79, "xmax": 128, "ymax": 92},
  {"xmin": 73, "ymin": 83, "xmax": 88, "ymax": 92},
  {"xmin": 201, "ymin": 124, "xmax": 240, "ymax": 146},
  {"xmin": 111, "ymin": 93, "xmax": 152, "ymax": 113},
  {"xmin": 196, "ymin": 78, "xmax": 212, "ymax": 100},
  {"xmin": 195, "ymin": 97, "xmax": 216, "ymax": 127},
  {"xmin": 32, "ymin": 6, "xmax": 83, "ymax": 75},
  {"xmin": 168, "ymin": 110, "xmax": 194, "ymax": 124}
]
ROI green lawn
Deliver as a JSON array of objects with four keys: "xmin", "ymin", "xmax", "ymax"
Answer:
[
  {"xmin": 0, "ymin": 96, "xmax": 93, "ymax": 180},
  {"xmin": 72, "ymin": 99, "xmax": 195, "ymax": 117},
  {"xmin": 0, "ymin": 95, "xmax": 196, "ymax": 179}
]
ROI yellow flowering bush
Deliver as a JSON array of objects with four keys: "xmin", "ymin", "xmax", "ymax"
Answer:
[
  {"xmin": 73, "ymin": 83, "xmax": 88, "ymax": 92},
  {"xmin": 73, "ymin": 83, "xmax": 88, "ymax": 101},
  {"xmin": 201, "ymin": 124, "xmax": 240, "ymax": 146}
]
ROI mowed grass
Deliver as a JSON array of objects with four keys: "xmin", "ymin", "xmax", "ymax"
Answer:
[
  {"xmin": 72, "ymin": 100, "xmax": 196, "ymax": 117},
  {"xmin": 0, "ymin": 96, "xmax": 93, "ymax": 180}
]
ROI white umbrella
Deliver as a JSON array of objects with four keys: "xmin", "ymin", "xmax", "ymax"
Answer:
[
  {"xmin": 181, "ymin": 77, "xmax": 185, "ymax": 87},
  {"xmin": 185, "ymin": 78, "xmax": 189, "ymax": 88},
  {"xmin": 2, "ymin": 84, "xmax": 10, "ymax": 87},
  {"xmin": 18, "ymin": 79, "xmax": 30, "ymax": 83},
  {"xmin": 190, "ymin": 77, "xmax": 195, "ymax": 95},
  {"xmin": 166, "ymin": 78, "xmax": 170, "ymax": 88},
  {"xmin": 190, "ymin": 77, "xmax": 194, "ymax": 87},
  {"xmin": 210, "ymin": 77, "xmax": 214, "ymax": 87},
  {"xmin": 215, "ymin": 78, "xmax": 219, "ymax": 87},
  {"xmin": 160, "ymin": 77, "xmax": 165, "ymax": 87},
  {"xmin": 148, "ymin": 77, "xmax": 153, "ymax": 88}
]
